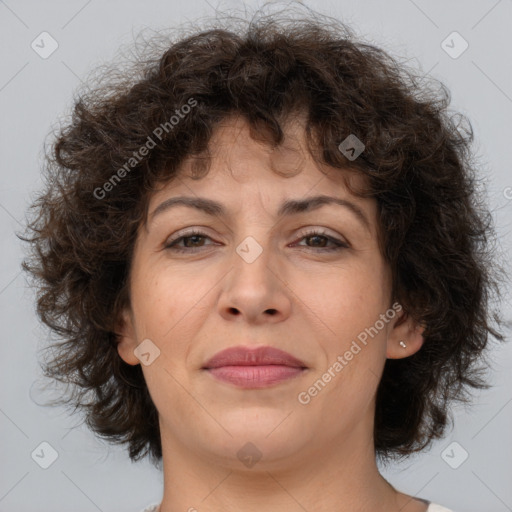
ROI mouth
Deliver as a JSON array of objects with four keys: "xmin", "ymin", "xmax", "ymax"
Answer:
[{"xmin": 202, "ymin": 345, "xmax": 308, "ymax": 389}]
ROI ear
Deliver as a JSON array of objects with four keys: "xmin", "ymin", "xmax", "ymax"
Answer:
[
  {"xmin": 386, "ymin": 305, "xmax": 426, "ymax": 359},
  {"xmin": 115, "ymin": 307, "xmax": 140, "ymax": 366}
]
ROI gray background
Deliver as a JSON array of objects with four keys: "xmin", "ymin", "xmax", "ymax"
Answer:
[{"xmin": 1, "ymin": 1, "xmax": 511, "ymax": 511}]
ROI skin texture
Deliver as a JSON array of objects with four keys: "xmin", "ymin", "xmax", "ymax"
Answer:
[{"xmin": 117, "ymin": 115, "xmax": 427, "ymax": 512}]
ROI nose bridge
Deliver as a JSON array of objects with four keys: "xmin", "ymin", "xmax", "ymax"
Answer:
[
  {"xmin": 218, "ymin": 225, "xmax": 290, "ymax": 323},
  {"xmin": 232, "ymin": 229, "xmax": 275, "ymax": 287},
  {"xmin": 231, "ymin": 195, "xmax": 276, "ymax": 270}
]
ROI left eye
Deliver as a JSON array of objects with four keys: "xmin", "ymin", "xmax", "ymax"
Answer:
[
  {"xmin": 164, "ymin": 229, "xmax": 348, "ymax": 253},
  {"xmin": 292, "ymin": 230, "xmax": 349, "ymax": 251}
]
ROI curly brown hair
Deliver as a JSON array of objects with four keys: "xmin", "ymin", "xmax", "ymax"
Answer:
[{"xmin": 20, "ymin": 7, "xmax": 507, "ymax": 468}]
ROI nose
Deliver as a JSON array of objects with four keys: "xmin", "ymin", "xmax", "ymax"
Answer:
[{"xmin": 217, "ymin": 237, "xmax": 292, "ymax": 325}]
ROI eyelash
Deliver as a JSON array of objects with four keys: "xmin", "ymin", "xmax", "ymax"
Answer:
[{"xmin": 164, "ymin": 228, "xmax": 349, "ymax": 253}]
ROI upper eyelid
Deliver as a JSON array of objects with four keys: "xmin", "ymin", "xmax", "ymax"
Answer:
[{"xmin": 167, "ymin": 225, "xmax": 341, "ymax": 238}]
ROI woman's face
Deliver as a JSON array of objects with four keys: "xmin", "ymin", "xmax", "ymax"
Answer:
[{"xmin": 117, "ymin": 114, "xmax": 420, "ymax": 470}]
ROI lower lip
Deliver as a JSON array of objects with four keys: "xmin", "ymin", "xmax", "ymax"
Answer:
[{"xmin": 204, "ymin": 365, "xmax": 306, "ymax": 388}]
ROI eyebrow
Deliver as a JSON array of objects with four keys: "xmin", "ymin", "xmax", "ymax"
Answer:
[{"xmin": 150, "ymin": 194, "xmax": 371, "ymax": 232}]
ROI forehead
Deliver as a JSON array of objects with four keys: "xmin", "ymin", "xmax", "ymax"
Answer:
[{"xmin": 151, "ymin": 114, "xmax": 370, "ymax": 206}]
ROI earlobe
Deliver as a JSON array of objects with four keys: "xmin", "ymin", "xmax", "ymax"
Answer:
[
  {"xmin": 386, "ymin": 311, "xmax": 426, "ymax": 359},
  {"xmin": 115, "ymin": 308, "xmax": 140, "ymax": 366}
]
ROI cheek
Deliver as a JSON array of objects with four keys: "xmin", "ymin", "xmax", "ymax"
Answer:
[
  {"xmin": 131, "ymin": 265, "xmax": 213, "ymax": 347},
  {"xmin": 302, "ymin": 269, "xmax": 388, "ymax": 413},
  {"xmin": 299, "ymin": 260, "xmax": 388, "ymax": 343}
]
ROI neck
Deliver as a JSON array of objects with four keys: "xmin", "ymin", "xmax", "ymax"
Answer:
[{"xmin": 156, "ymin": 409, "xmax": 426, "ymax": 512}]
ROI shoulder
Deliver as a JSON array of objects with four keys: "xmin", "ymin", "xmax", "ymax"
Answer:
[
  {"xmin": 139, "ymin": 505, "xmax": 160, "ymax": 512},
  {"xmin": 139, "ymin": 502, "xmax": 456, "ymax": 512},
  {"xmin": 427, "ymin": 503, "xmax": 456, "ymax": 512}
]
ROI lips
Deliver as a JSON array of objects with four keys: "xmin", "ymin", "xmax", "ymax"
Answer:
[
  {"xmin": 202, "ymin": 345, "xmax": 308, "ymax": 389},
  {"xmin": 202, "ymin": 345, "xmax": 307, "ymax": 369}
]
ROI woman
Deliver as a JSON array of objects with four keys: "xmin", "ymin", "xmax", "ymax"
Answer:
[{"xmin": 22, "ymin": 7, "xmax": 506, "ymax": 512}]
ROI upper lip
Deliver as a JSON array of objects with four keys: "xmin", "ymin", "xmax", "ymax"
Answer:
[{"xmin": 202, "ymin": 345, "xmax": 307, "ymax": 369}]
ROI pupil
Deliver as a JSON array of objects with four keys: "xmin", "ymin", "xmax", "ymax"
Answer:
[
  {"xmin": 185, "ymin": 235, "xmax": 203, "ymax": 247},
  {"xmin": 309, "ymin": 235, "xmax": 326, "ymax": 247}
]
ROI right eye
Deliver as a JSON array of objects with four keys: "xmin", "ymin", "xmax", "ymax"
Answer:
[{"xmin": 164, "ymin": 229, "xmax": 217, "ymax": 253}]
